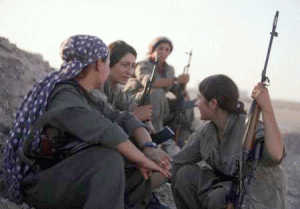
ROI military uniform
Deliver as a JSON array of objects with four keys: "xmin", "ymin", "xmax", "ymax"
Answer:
[
  {"xmin": 172, "ymin": 113, "xmax": 287, "ymax": 209},
  {"xmin": 21, "ymin": 81, "xmax": 146, "ymax": 208}
]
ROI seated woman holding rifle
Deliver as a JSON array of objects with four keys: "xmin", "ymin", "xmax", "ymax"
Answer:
[
  {"xmin": 91, "ymin": 40, "xmax": 172, "ymax": 208},
  {"xmin": 124, "ymin": 36, "xmax": 192, "ymax": 156},
  {"xmin": 3, "ymin": 35, "xmax": 170, "ymax": 209},
  {"xmin": 171, "ymin": 74, "xmax": 287, "ymax": 209}
]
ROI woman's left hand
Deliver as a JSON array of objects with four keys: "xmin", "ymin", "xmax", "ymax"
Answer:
[
  {"xmin": 138, "ymin": 158, "xmax": 171, "ymax": 180},
  {"xmin": 143, "ymin": 147, "xmax": 172, "ymax": 170},
  {"xmin": 178, "ymin": 74, "xmax": 189, "ymax": 85},
  {"xmin": 133, "ymin": 105, "xmax": 153, "ymax": 121},
  {"xmin": 251, "ymin": 83, "xmax": 272, "ymax": 111}
]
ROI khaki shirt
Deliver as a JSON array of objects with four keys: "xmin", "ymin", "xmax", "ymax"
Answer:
[
  {"xmin": 101, "ymin": 80, "xmax": 137, "ymax": 112},
  {"xmin": 172, "ymin": 113, "xmax": 287, "ymax": 208}
]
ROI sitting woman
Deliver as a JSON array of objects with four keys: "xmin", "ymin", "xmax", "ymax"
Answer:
[
  {"xmin": 171, "ymin": 74, "xmax": 287, "ymax": 209},
  {"xmin": 92, "ymin": 40, "xmax": 155, "ymax": 130},
  {"xmin": 123, "ymin": 36, "xmax": 190, "ymax": 156},
  {"xmin": 92, "ymin": 40, "xmax": 171, "ymax": 207},
  {"xmin": 3, "ymin": 35, "xmax": 170, "ymax": 209}
]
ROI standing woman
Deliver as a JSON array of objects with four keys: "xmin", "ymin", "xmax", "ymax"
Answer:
[
  {"xmin": 3, "ymin": 35, "xmax": 170, "ymax": 209},
  {"xmin": 124, "ymin": 36, "xmax": 189, "ymax": 156},
  {"xmin": 171, "ymin": 74, "xmax": 287, "ymax": 209}
]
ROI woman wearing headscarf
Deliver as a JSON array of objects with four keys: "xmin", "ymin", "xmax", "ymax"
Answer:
[
  {"xmin": 171, "ymin": 74, "xmax": 287, "ymax": 208},
  {"xmin": 3, "ymin": 35, "xmax": 170, "ymax": 209},
  {"xmin": 123, "ymin": 37, "xmax": 190, "ymax": 157}
]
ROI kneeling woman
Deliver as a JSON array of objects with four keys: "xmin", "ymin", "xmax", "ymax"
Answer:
[
  {"xmin": 3, "ymin": 35, "xmax": 170, "ymax": 209},
  {"xmin": 171, "ymin": 74, "xmax": 287, "ymax": 209}
]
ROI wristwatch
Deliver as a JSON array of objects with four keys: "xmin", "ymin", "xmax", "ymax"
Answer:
[{"xmin": 141, "ymin": 141, "xmax": 158, "ymax": 151}]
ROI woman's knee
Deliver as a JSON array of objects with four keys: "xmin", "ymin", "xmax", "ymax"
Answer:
[
  {"xmin": 85, "ymin": 147, "xmax": 125, "ymax": 177},
  {"xmin": 204, "ymin": 187, "xmax": 228, "ymax": 209},
  {"xmin": 173, "ymin": 165, "xmax": 199, "ymax": 190}
]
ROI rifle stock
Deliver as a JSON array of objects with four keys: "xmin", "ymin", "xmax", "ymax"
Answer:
[{"xmin": 242, "ymin": 102, "xmax": 261, "ymax": 151}]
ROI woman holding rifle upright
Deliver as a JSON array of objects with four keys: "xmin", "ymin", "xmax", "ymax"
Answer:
[
  {"xmin": 124, "ymin": 36, "xmax": 190, "ymax": 156},
  {"xmin": 171, "ymin": 74, "xmax": 287, "ymax": 209}
]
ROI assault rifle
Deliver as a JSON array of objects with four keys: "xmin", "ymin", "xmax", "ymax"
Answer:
[
  {"xmin": 170, "ymin": 50, "xmax": 193, "ymax": 97},
  {"xmin": 183, "ymin": 50, "xmax": 193, "ymax": 75},
  {"xmin": 230, "ymin": 11, "xmax": 279, "ymax": 209},
  {"xmin": 169, "ymin": 50, "xmax": 196, "ymax": 147},
  {"xmin": 139, "ymin": 55, "xmax": 175, "ymax": 144}
]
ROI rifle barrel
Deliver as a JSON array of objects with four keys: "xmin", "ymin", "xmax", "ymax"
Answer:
[
  {"xmin": 262, "ymin": 11, "xmax": 279, "ymax": 83},
  {"xmin": 183, "ymin": 50, "xmax": 192, "ymax": 74}
]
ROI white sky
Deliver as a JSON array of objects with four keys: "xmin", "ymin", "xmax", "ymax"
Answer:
[{"xmin": 1, "ymin": 0, "xmax": 299, "ymax": 103}]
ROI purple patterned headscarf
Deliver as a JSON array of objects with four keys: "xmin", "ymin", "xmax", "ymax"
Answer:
[{"xmin": 3, "ymin": 35, "xmax": 109, "ymax": 203}]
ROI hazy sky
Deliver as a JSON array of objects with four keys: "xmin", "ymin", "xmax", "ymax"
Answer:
[{"xmin": 1, "ymin": 0, "xmax": 299, "ymax": 102}]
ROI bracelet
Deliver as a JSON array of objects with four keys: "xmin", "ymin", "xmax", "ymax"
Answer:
[{"xmin": 141, "ymin": 141, "xmax": 158, "ymax": 151}]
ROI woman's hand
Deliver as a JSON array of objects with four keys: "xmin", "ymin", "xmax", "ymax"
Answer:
[
  {"xmin": 133, "ymin": 105, "xmax": 153, "ymax": 121},
  {"xmin": 251, "ymin": 83, "xmax": 272, "ymax": 111},
  {"xmin": 178, "ymin": 74, "xmax": 189, "ymax": 85},
  {"xmin": 143, "ymin": 147, "xmax": 172, "ymax": 170},
  {"xmin": 116, "ymin": 139, "xmax": 171, "ymax": 179},
  {"xmin": 138, "ymin": 157, "xmax": 171, "ymax": 180},
  {"xmin": 251, "ymin": 82, "xmax": 284, "ymax": 162}
]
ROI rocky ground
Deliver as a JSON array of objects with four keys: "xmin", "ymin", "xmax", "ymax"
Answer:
[{"xmin": 0, "ymin": 37, "xmax": 299, "ymax": 208}]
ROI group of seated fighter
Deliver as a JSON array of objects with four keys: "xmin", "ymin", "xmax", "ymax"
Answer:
[{"xmin": 3, "ymin": 34, "xmax": 287, "ymax": 209}]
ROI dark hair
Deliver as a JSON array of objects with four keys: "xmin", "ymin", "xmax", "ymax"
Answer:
[
  {"xmin": 108, "ymin": 40, "xmax": 137, "ymax": 68},
  {"xmin": 199, "ymin": 74, "xmax": 245, "ymax": 114},
  {"xmin": 148, "ymin": 36, "xmax": 173, "ymax": 55}
]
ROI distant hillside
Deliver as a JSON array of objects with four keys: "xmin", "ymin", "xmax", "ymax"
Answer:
[{"xmin": 187, "ymin": 87, "xmax": 300, "ymax": 134}]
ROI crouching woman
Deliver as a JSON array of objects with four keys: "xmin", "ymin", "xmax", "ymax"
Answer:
[{"xmin": 171, "ymin": 74, "xmax": 287, "ymax": 209}]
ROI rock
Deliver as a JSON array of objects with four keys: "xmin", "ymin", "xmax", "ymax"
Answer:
[
  {"xmin": 0, "ymin": 37, "xmax": 55, "ymax": 208},
  {"xmin": 0, "ymin": 37, "xmax": 54, "ymax": 133}
]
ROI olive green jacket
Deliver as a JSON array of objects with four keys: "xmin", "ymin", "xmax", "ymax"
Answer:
[{"xmin": 34, "ymin": 81, "xmax": 145, "ymax": 150}]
